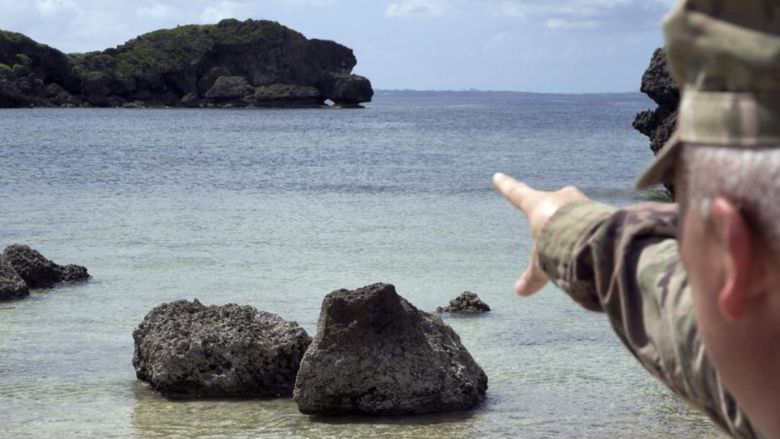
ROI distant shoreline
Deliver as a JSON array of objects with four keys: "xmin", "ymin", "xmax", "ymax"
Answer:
[{"xmin": 0, "ymin": 90, "xmax": 648, "ymax": 111}]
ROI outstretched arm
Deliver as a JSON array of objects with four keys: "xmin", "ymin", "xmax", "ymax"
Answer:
[{"xmin": 493, "ymin": 172, "xmax": 757, "ymax": 439}]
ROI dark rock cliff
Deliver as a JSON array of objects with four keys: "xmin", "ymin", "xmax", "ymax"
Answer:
[
  {"xmin": 633, "ymin": 48, "xmax": 679, "ymax": 156},
  {"xmin": 0, "ymin": 19, "xmax": 373, "ymax": 108},
  {"xmin": 633, "ymin": 48, "xmax": 680, "ymax": 195}
]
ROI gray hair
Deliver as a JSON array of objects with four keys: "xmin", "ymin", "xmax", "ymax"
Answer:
[{"xmin": 679, "ymin": 145, "xmax": 780, "ymax": 253}]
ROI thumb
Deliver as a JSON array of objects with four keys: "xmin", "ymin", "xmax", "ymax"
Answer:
[{"xmin": 514, "ymin": 245, "xmax": 549, "ymax": 297}]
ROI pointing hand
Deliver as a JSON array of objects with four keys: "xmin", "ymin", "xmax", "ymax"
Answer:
[{"xmin": 492, "ymin": 172, "xmax": 588, "ymax": 296}]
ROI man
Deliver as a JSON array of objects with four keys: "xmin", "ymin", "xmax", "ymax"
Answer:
[{"xmin": 494, "ymin": 1, "xmax": 780, "ymax": 438}]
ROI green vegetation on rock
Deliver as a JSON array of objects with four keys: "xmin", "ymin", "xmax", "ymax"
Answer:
[{"xmin": 0, "ymin": 18, "xmax": 373, "ymax": 108}]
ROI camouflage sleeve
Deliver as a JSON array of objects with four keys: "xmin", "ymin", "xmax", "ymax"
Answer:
[{"xmin": 536, "ymin": 200, "xmax": 758, "ymax": 439}]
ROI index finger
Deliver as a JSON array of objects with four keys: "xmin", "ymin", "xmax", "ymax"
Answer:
[{"xmin": 493, "ymin": 172, "xmax": 537, "ymax": 211}]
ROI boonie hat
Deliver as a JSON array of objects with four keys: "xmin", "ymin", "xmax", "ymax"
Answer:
[{"xmin": 636, "ymin": 0, "xmax": 780, "ymax": 189}]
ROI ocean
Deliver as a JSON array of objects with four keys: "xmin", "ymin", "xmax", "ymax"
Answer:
[{"xmin": 0, "ymin": 91, "xmax": 723, "ymax": 438}]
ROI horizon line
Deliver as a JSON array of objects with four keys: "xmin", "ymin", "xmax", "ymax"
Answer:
[{"xmin": 374, "ymin": 89, "xmax": 643, "ymax": 95}]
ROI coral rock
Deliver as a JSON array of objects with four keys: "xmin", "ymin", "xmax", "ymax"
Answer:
[
  {"xmin": 133, "ymin": 299, "xmax": 311, "ymax": 399},
  {"xmin": 437, "ymin": 291, "xmax": 491, "ymax": 314},
  {"xmin": 2, "ymin": 244, "xmax": 89, "ymax": 289},
  {"xmin": 294, "ymin": 283, "xmax": 488, "ymax": 415}
]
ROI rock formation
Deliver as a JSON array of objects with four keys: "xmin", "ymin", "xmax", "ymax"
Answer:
[
  {"xmin": 633, "ymin": 48, "xmax": 679, "ymax": 155},
  {"xmin": 2, "ymin": 244, "xmax": 89, "ymax": 289},
  {"xmin": 0, "ymin": 31, "xmax": 78, "ymax": 107},
  {"xmin": 633, "ymin": 48, "xmax": 680, "ymax": 195},
  {"xmin": 0, "ymin": 19, "xmax": 373, "ymax": 108},
  {"xmin": 293, "ymin": 283, "xmax": 488, "ymax": 415},
  {"xmin": 133, "ymin": 299, "xmax": 311, "ymax": 399},
  {"xmin": 437, "ymin": 291, "xmax": 490, "ymax": 314},
  {"xmin": 0, "ymin": 256, "xmax": 29, "ymax": 301}
]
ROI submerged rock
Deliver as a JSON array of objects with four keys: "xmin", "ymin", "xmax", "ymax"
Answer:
[
  {"xmin": 437, "ymin": 291, "xmax": 490, "ymax": 314},
  {"xmin": 133, "ymin": 299, "xmax": 311, "ymax": 399},
  {"xmin": 293, "ymin": 283, "xmax": 488, "ymax": 415},
  {"xmin": 2, "ymin": 244, "xmax": 89, "ymax": 289},
  {"xmin": 0, "ymin": 256, "xmax": 29, "ymax": 301}
]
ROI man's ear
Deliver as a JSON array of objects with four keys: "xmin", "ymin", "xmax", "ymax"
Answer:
[{"xmin": 709, "ymin": 197, "xmax": 758, "ymax": 322}]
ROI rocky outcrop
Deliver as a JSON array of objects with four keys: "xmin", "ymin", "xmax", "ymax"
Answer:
[
  {"xmin": 0, "ymin": 19, "xmax": 373, "ymax": 108},
  {"xmin": 2, "ymin": 244, "xmax": 89, "ymax": 289},
  {"xmin": 204, "ymin": 76, "xmax": 251, "ymax": 101},
  {"xmin": 633, "ymin": 48, "xmax": 679, "ymax": 156},
  {"xmin": 249, "ymin": 84, "xmax": 322, "ymax": 107},
  {"xmin": 0, "ymin": 30, "xmax": 77, "ymax": 107},
  {"xmin": 0, "ymin": 256, "xmax": 29, "ymax": 301},
  {"xmin": 293, "ymin": 283, "xmax": 488, "ymax": 415},
  {"xmin": 437, "ymin": 291, "xmax": 490, "ymax": 314},
  {"xmin": 133, "ymin": 300, "xmax": 311, "ymax": 399},
  {"xmin": 321, "ymin": 73, "xmax": 374, "ymax": 107},
  {"xmin": 633, "ymin": 48, "xmax": 679, "ymax": 195}
]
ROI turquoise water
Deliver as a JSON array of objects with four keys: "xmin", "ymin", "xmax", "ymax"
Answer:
[{"xmin": 0, "ymin": 92, "xmax": 723, "ymax": 438}]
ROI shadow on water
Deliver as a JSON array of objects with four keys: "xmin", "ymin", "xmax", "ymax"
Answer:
[
  {"xmin": 308, "ymin": 410, "xmax": 477, "ymax": 426},
  {"xmin": 130, "ymin": 381, "xmax": 481, "ymax": 438},
  {"xmin": 131, "ymin": 381, "xmax": 300, "ymax": 438}
]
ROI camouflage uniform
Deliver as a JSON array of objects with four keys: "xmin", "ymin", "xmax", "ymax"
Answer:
[
  {"xmin": 535, "ymin": 1, "xmax": 780, "ymax": 438},
  {"xmin": 537, "ymin": 201, "xmax": 758, "ymax": 438}
]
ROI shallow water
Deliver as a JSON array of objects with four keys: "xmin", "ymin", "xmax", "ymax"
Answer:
[{"xmin": 0, "ymin": 92, "xmax": 724, "ymax": 438}]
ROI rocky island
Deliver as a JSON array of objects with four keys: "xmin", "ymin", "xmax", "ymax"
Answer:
[{"xmin": 0, "ymin": 19, "xmax": 373, "ymax": 108}]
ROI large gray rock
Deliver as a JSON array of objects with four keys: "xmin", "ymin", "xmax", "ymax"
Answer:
[
  {"xmin": 0, "ymin": 256, "xmax": 29, "ymax": 301},
  {"xmin": 437, "ymin": 291, "xmax": 490, "ymax": 314},
  {"xmin": 294, "ymin": 283, "xmax": 488, "ymax": 415},
  {"xmin": 2, "ymin": 244, "xmax": 89, "ymax": 289},
  {"xmin": 133, "ymin": 299, "xmax": 312, "ymax": 399}
]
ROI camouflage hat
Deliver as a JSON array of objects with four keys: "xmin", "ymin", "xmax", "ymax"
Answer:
[{"xmin": 636, "ymin": 0, "xmax": 780, "ymax": 189}]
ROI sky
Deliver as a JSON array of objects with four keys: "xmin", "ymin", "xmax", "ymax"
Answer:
[{"xmin": 0, "ymin": 0, "xmax": 677, "ymax": 93}]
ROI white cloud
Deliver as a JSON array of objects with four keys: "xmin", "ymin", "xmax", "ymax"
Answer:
[
  {"xmin": 545, "ymin": 18, "xmax": 599, "ymax": 30},
  {"xmin": 274, "ymin": 0, "xmax": 338, "ymax": 5},
  {"xmin": 35, "ymin": 0, "xmax": 76, "ymax": 16},
  {"xmin": 137, "ymin": 4, "xmax": 176, "ymax": 20},
  {"xmin": 488, "ymin": 0, "xmax": 672, "ymax": 31},
  {"xmin": 385, "ymin": 0, "xmax": 449, "ymax": 18},
  {"xmin": 199, "ymin": 0, "xmax": 242, "ymax": 23}
]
